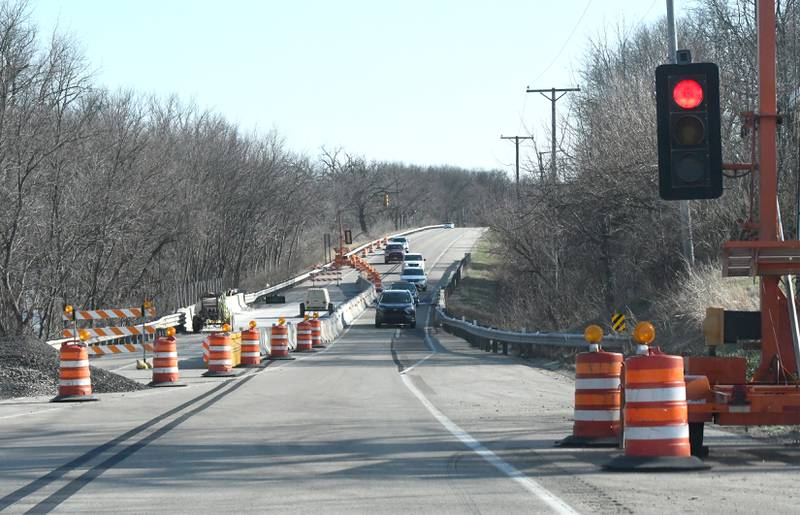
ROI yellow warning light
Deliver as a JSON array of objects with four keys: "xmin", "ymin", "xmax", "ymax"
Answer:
[
  {"xmin": 143, "ymin": 300, "xmax": 153, "ymax": 309},
  {"xmin": 584, "ymin": 324, "xmax": 603, "ymax": 344},
  {"xmin": 249, "ymin": 320, "xmax": 257, "ymax": 330},
  {"xmin": 222, "ymin": 323, "xmax": 231, "ymax": 333},
  {"xmin": 63, "ymin": 304, "xmax": 74, "ymax": 315},
  {"xmin": 278, "ymin": 317, "xmax": 286, "ymax": 325},
  {"xmin": 313, "ymin": 312, "xmax": 319, "ymax": 319},
  {"xmin": 78, "ymin": 329, "xmax": 90, "ymax": 342},
  {"xmin": 303, "ymin": 314, "xmax": 310, "ymax": 321},
  {"xmin": 166, "ymin": 327, "xmax": 176, "ymax": 337},
  {"xmin": 633, "ymin": 322, "xmax": 656, "ymax": 345}
]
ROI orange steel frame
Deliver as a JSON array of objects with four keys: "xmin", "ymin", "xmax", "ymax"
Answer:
[{"xmin": 686, "ymin": 0, "xmax": 800, "ymax": 427}]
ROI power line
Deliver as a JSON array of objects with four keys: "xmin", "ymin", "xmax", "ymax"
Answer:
[{"xmin": 528, "ymin": 0, "xmax": 593, "ymax": 85}]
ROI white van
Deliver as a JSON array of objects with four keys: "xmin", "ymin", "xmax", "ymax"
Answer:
[{"xmin": 301, "ymin": 288, "xmax": 333, "ymax": 317}]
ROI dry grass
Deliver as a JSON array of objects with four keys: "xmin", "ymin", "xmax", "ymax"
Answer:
[
  {"xmin": 652, "ymin": 260, "xmax": 759, "ymax": 352},
  {"xmin": 445, "ymin": 235, "xmax": 505, "ymax": 327}
]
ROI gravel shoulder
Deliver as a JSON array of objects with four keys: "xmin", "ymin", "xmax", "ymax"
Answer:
[{"xmin": 0, "ymin": 336, "xmax": 146, "ymax": 400}]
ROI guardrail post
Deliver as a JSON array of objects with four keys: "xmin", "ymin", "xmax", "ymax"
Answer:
[
  {"xmin": 492, "ymin": 340, "xmax": 498, "ymax": 353},
  {"xmin": 502, "ymin": 342, "xmax": 508, "ymax": 355}
]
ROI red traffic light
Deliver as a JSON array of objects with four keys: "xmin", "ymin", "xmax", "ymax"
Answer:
[{"xmin": 673, "ymin": 79, "xmax": 703, "ymax": 109}]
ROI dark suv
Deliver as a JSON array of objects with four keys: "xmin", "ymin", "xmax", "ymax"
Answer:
[
  {"xmin": 375, "ymin": 290, "xmax": 416, "ymax": 328},
  {"xmin": 384, "ymin": 243, "xmax": 405, "ymax": 264},
  {"xmin": 390, "ymin": 281, "xmax": 420, "ymax": 304}
]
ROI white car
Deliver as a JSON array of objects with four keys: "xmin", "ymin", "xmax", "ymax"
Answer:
[
  {"xmin": 403, "ymin": 253, "xmax": 425, "ymax": 271},
  {"xmin": 400, "ymin": 267, "xmax": 427, "ymax": 291},
  {"xmin": 443, "ymin": 222, "xmax": 455, "ymax": 229},
  {"xmin": 389, "ymin": 236, "xmax": 410, "ymax": 251}
]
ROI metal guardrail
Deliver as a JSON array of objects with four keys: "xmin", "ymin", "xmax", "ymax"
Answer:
[{"xmin": 433, "ymin": 251, "xmax": 629, "ymax": 352}]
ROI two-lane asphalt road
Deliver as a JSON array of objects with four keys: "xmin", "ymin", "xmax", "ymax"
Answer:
[{"xmin": 3, "ymin": 227, "xmax": 800, "ymax": 514}]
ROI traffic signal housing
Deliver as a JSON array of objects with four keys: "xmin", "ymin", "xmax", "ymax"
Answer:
[
  {"xmin": 655, "ymin": 62, "xmax": 722, "ymax": 200},
  {"xmin": 383, "ymin": 193, "xmax": 390, "ymax": 207}
]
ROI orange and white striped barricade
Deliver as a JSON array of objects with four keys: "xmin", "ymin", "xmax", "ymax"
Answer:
[
  {"xmin": 558, "ymin": 334, "xmax": 622, "ymax": 447},
  {"xmin": 240, "ymin": 322, "xmax": 262, "ymax": 367},
  {"xmin": 605, "ymin": 345, "xmax": 709, "ymax": 471},
  {"xmin": 310, "ymin": 316, "xmax": 325, "ymax": 348},
  {"xmin": 202, "ymin": 331, "xmax": 237, "ymax": 377},
  {"xmin": 149, "ymin": 328, "xmax": 185, "ymax": 387},
  {"xmin": 52, "ymin": 342, "xmax": 97, "ymax": 402},
  {"xmin": 269, "ymin": 323, "xmax": 294, "ymax": 360},
  {"xmin": 296, "ymin": 320, "xmax": 313, "ymax": 352}
]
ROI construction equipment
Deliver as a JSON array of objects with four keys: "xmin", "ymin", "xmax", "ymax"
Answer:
[
  {"xmin": 192, "ymin": 292, "xmax": 231, "ymax": 332},
  {"xmin": 678, "ymin": 0, "xmax": 800, "ymax": 456}
]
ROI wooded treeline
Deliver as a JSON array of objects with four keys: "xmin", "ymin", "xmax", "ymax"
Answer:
[
  {"xmin": 490, "ymin": 0, "xmax": 800, "ymax": 330},
  {"xmin": 0, "ymin": 2, "xmax": 506, "ymax": 339}
]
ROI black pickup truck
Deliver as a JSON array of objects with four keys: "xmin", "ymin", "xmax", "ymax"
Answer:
[{"xmin": 384, "ymin": 243, "xmax": 406, "ymax": 264}]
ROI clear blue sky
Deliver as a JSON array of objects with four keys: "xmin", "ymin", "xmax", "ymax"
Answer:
[{"xmin": 31, "ymin": 0, "xmax": 666, "ymax": 171}]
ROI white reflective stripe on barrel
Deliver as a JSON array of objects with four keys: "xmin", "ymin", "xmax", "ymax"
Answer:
[
  {"xmin": 241, "ymin": 352, "xmax": 260, "ymax": 357},
  {"xmin": 625, "ymin": 387, "xmax": 686, "ymax": 403},
  {"xmin": 208, "ymin": 359, "xmax": 232, "ymax": 365},
  {"xmin": 624, "ymin": 425, "xmax": 688, "ymax": 440},
  {"xmin": 209, "ymin": 346, "xmax": 230, "ymax": 352},
  {"xmin": 59, "ymin": 378, "xmax": 91, "ymax": 386},
  {"xmin": 60, "ymin": 360, "xmax": 89, "ymax": 368},
  {"xmin": 573, "ymin": 410, "xmax": 621, "ymax": 421},
  {"xmin": 575, "ymin": 378, "xmax": 621, "ymax": 390},
  {"xmin": 297, "ymin": 330, "xmax": 311, "ymax": 335},
  {"xmin": 152, "ymin": 367, "xmax": 179, "ymax": 373},
  {"xmin": 154, "ymin": 351, "xmax": 178, "ymax": 358}
]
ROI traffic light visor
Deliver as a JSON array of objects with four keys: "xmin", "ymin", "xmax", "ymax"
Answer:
[{"xmin": 673, "ymin": 79, "xmax": 703, "ymax": 109}]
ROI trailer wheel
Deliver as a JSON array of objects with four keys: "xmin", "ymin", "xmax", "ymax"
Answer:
[{"xmin": 689, "ymin": 422, "xmax": 708, "ymax": 457}]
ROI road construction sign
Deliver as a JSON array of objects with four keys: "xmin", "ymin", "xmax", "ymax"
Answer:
[{"xmin": 611, "ymin": 313, "xmax": 626, "ymax": 332}]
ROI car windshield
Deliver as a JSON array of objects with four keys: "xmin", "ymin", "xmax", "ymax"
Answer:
[
  {"xmin": 391, "ymin": 282, "xmax": 416, "ymax": 292},
  {"xmin": 380, "ymin": 291, "xmax": 412, "ymax": 303},
  {"xmin": 403, "ymin": 268, "xmax": 424, "ymax": 276},
  {"xmin": 391, "ymin": 238, "xmax": 407, "ymax": 243},
  {"xmin": 386, "ymin": 244, "xmax": 403, "ymax": 250},
  {"xmin": 405, "ymin": 254, "xmax": 423, "ymax": 261}
]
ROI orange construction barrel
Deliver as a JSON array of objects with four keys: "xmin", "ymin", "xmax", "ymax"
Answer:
[
  {"xmin": 605, "ymin": 349, "xmax": 709, "ymax": 471},
  {"xmin": 52, "ymin": 342, "xmax": 97, "ymax": 402},
  {"xmin": 150, "ymin": 330, "xmax": 185, "ymax": 387},
  {"xmin": 557, "ymin": 350, "xmax": 622, "ymax": 447},
  {"xmin": 240, "ymin": 326, "xmax": 262, "ymax": 366},
  {"xmin": 202, "ymin": 332, "xmax": 236, "ymax": 377},
  {"xmin": 296, "ymin": 320, "xmax": 313, "ymax": 352},
  {"xmin": 310, "ymin": 318, "xmax": 324, "ymax": 348},
  {"xmin": 269, "ymin": 324, "xmax": 294, "ymax": 360}
]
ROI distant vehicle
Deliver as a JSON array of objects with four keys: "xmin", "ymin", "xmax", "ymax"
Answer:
[
  {"xmin": 301, "ymin": 287, "xmax": 333, "ymax": 317},
  {"xmin": 389, "ymin": 236, "xmax": 410, "ymax": 251},
  {"xmin": 400, "ymin": 267, "xmax": 427, "ymax": 291},
  {"xmin": 390, "ymin": 281, "xmax": 420, "ymax": 304},
  {"xmin": 384, "ymin": 243, "xmax": 406, "ymax": 264},
  {"xmin": 192, "ymin": 292, "xmax": 230, "ymax": 332},
  {"xmin": 375, "ymin": 289, "xmax": 416, "ymax": 328},
  {"xmin": 443, "ymin": 222, "xmax": 455, "ymax": 229},
  {"xmin": 252, "ymin": 294, "xmax": 286, "ymax": 305},
  {"xmin": 403, "ymin": 253, "xmax": 425, "ymax": 271}
]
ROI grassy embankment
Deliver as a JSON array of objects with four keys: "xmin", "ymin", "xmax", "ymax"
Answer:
[
  {"xmin": 444, "ymin": 235, "xmax": 504, "ymax": 327},
  {"xmin": 446, "ymin": 231, "xmax": 761, "ymax": 369}
]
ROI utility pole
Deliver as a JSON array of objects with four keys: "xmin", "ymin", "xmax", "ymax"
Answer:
[
  {"xmin": 525, "ymin": 86, "xmax": 580, "ymax": 181},
  {"xmin": 666, "ymin": 0, "xmax": 696, "ymax": 267},
  {"xmin": 500, "ymin": 135, "xmax": 535, "ymax": 199}
]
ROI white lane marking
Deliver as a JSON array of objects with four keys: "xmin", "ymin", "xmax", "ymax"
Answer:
[
  {"xmin": 400, "ymin": 307, "xmax": 436, "ymax": 375},
  {"xmin": 394, "ymin": 329, "xmax": 400, "ymax": 338},
  {"xmin": 400, "ymin": 374, "xmax": 579, "ymax": 514},
  {"xmin": 399, "ymin": 230, "xmax": 467, "ymax": 375},
  {"xmin": 0, "ymin": 407, "xmax": 66, "ymax": 420}
]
